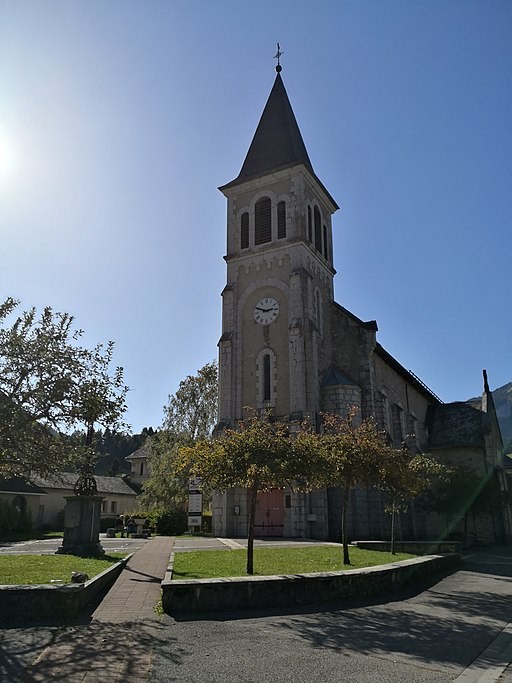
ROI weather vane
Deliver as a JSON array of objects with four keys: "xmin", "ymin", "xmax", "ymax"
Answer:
[{"xmin": 274, "ymin": 42, "xmax": 283, "ymax": 72}]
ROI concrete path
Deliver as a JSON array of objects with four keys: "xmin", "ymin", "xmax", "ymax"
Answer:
[{"xmin": 15, "ymin": 535, "xmax": 175, "ymax": 683}]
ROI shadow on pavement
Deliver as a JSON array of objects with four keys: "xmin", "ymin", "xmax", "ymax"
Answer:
[{"xmin": 1, "ymin": 618, "xmax": 185, "ymax": 683}]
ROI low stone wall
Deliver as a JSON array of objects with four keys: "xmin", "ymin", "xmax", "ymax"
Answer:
[
  {"xmin": 351, "ymin": 540, "xmax": 463, "ymax": 554},
  {"xmin": 0, "ymin": 554, "xmax": 131, "ymax": 623},
  {"xmin": 162, "ymin": 553, "xmax": 460, "ymax": 614}
]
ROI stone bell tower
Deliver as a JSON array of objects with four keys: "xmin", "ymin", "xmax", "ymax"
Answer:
[{"xmin": 217, "ymin": 61, "xmax": 339, "ymax": 429}]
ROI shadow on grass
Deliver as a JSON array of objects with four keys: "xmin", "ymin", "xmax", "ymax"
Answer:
[{"xmin": 0, "ymin": 532, "xmax": 63, "ymax": 544}]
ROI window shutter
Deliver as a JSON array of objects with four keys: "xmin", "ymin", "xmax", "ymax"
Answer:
[
  {"xmin": 255, "ymin": 197, "xmax": 272, "ymax": 245},
  {"xmin": 241, "ymin": 212, "xmax": 249, "ymax": 249},
  {"xmin": 277, "ymin": 201, "xmax": 286, "ymax": 239},
  {"xmin": 314, "ymin": 206, "xmax": 322, "ymax": 252}
]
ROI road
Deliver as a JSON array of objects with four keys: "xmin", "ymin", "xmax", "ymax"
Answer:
[{"xmin": 150, "ymin": 547, "xmax": 512, "ymax": 683}]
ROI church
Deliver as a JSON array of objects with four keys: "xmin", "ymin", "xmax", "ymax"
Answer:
[{"xmin": 212, "ymin": 61, "xmax": 509, "ymax": 544}]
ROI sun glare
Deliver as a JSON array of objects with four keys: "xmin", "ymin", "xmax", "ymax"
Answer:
[{"xmin": 0, "ymin": 136, "xmax": 19, "ymax": 184}]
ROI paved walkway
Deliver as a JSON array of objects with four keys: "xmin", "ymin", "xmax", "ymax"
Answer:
[{"xmin": 17, "ymin": 536, "xmax": 175, "ymax": 683}]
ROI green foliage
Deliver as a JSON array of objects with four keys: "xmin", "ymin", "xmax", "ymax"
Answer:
[
  {"xmin": 421, "ymin": 464, "xmax": 506, "ymax": 543},
  {"xmin": 139, "ymin": 432, "xmax": 190, "ymax": 510},
  {"xmin": 140, "ymin": 361, "xmax": 218, "ymax": 510},
  {"xmin": 0, "ymin": 500, "xmax": 33, "ymax": 535},
  {"xmin": 201, "ymin": 510, "xmax": 212, "ymax": 534},
  {"xmin": 178, "ymin": 410, "xmax": 321, "ymax": 574},
  {"xmin": 0, "ymin": 298, "xmax": 129, "ymax": 478},
  {"xmin": 143, "ymin": 507, "xmax": 188, "ymax": 536},
  {"xmin": 377, "ymin": 444, "xmax": 451, "ymax": 553},
  {"xmin": 163, "ymin": 360, "xmax": 218, "ymax": 440},
  {"xmin": 296, "ymin": 410, "xmax": 391, "ymax": 565}
]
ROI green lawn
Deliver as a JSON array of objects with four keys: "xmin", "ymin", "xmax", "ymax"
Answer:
[
  {"xmin": 0, "ymin": 553, "xmax": 126, "ymax": 585},
  {"xmin": 172, "ymin": 545, "xmax": 416, "ymax": 579},
  {"xmin": 0, "ymin": 531, "xmax": 64, "ymax": 542}
]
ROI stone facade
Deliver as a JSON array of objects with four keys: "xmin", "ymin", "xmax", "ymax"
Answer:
[{"xmin": 213, "ymin": 69, "xmax": 509, "ymax": 544}]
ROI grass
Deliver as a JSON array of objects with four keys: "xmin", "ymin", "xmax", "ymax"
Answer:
[
  {"xmin": 172, "ymin": 546, "xmax": 416, "ymax": 579},
  {"xmin": 0, "ymin": 530, "xmax": 64, "ymax": 542},
  {"xmin": 0, "ymin": 553, "xmax": 127, "ymax": 585}
]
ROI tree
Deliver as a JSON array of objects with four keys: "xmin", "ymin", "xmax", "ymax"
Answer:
[
  {"xmin": 140, "ymin": 361, "xmax": 218, "ymax": 509},
  {"xmin": 163, "ymin": 360, "xmax": 218, "ymax": 440},
  {"xmin": 378, "ymin": 445, "xmax": 451, "ymax": 554},
  {"xmin": 0, "ymin": 298, "xmax": 128, "ymax": 480},
  {"xmin": 307, "ymin": 410, "xmax": 389, "ymax": 566},
  {"xmin": 178, "ymin": 412, "xmax": 318, "ymax": 575},
  {"xmin": 69, "ymin": 340, "xmax": 129, "ymax": 494},
  {"xmin": 421, "ymin": 464, "xmax": 506, "ymax": 545}
]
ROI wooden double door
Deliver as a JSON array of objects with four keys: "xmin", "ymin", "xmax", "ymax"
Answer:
[{"xmin": 253, "ymin": 488, "xmax": 284, "ymax": 537}]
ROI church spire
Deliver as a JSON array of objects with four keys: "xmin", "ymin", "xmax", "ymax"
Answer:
[
  {"xmin": 227, "ymin": 71, "xmax": 314, "ymax": 186},
  {"xmin": 220, "ymin": 51, "xmax": 338, "ymax": 209}
]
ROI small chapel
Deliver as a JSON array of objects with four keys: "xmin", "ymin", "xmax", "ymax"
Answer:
[{"xmin": 212, "ymin": 59, "xmax": 509, "ymax": 544}]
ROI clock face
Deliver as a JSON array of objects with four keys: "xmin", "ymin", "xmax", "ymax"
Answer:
[{"xmin": 253, "ymin": 297, "xmax": 280, "ymax": 325}]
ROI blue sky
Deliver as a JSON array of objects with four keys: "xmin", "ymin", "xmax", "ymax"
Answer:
[{"xmin": 1, "ymin": 1, "xmax": 510, "ymax": 432}]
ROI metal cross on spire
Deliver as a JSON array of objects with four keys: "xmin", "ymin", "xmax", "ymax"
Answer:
[{"xmin": 274, "ymin": 42, "xmax": 283, "ymax": 73}]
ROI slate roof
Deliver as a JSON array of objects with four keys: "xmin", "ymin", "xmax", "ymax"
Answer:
[
  {"xmin": 321, "ymin": 367, "xmax": 359, "ymax": 387},
  {"xmin": 125, "ymin": 444, "xmax": 150, "ymax": 461},
  {"xmin": 0, "ymin": 477, "xmax": 48, "ymax": 495},
  {"xmin": 220, "ymin": 72, "xmax": 338, "ymax": 209},
  {"xmin": 29, "ymin": 472, "xmax": 138, "ymax": 496},
  {"xmin": 426, "ymin": 402, "xmax": 484, "ymax": 449}
]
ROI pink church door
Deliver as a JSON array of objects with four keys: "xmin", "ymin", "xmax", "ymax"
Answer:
[{"xmin": 254, "ymin": 489, "xmax": 284, "ymax": 537}]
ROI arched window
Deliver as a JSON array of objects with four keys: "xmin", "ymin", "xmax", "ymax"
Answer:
[
  {"xmin": 277, "ymin": 201, "xmax": 286, "ymax": 239},
  {"xmin": 323, "ymin": 224, "xmax": 328, "ymax": 260},
  {"xmin": 256, "ymin": 348, "xmax": 276, "ymax": 406},
  {"xmin": 314, "ymin": 206, "xmax": 322, "ymax": 252},
  {"xmin": 241, "ymin": 212, "xmax": 249, "ymax": 250},
  {"xmin": 307, "ymin": 206, "xmax": 312, "ymax": 242},
  {"xmin": 254, "ymin": 196, "xmax": 272, "ymax": 245},
  {"xmin": 263, "ymin": 354, "xmax": 271, "ymax": 401}
]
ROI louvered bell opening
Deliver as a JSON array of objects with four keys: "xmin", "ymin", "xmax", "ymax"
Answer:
[
  {"xmin": 255, "ymin": 197, "xmax": 272, "ymax": 245},
  {"xmin": 277, "ymin": 201, "xmax": 286, "ymax": 239},
  {"xmin": 308, "ymin": 205, "xmax": 313, "ymax": 242},
  {"xmin": 241, "ymin": 212, "xmax": 249, "ymax": 249},
  {"xmin": 314, "ymin": 206, "xmax": 322, "ymax": 252}
]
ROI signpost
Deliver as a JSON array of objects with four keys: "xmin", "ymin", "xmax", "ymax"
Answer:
[{"xmin": 188, "ymin": 478, "xmax": 202, "ymax": 531}]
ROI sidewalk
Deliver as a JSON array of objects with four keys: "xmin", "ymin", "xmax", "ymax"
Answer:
[{"xmin": 17, "ymin": 536, "xmax": 175, "ymax": 683}]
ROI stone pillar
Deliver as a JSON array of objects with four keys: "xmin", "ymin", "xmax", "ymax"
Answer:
[{"xmin": 57, "ymin": 496, "xmax": 104, "ymax": 556}]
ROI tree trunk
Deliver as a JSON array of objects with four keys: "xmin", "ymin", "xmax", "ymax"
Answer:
[
  {"xmin": 341, "ymin": 484, "xmax": 351, "ymax": 565},
  {"xmin": 246, "ymin": 481, "xmax": 258, "ymax": 575}
]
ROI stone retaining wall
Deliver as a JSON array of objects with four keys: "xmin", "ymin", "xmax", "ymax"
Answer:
[
  {"xmin": 0, "ymin": 554, "xmax": 131, "ymax": 623},
  {"xmin": 351, "ymin": 540, "xmax": 462, "ymax": 554},
  {"xmin": 162, "ymin": 553, "xmax": 460, "ymax": 614}
]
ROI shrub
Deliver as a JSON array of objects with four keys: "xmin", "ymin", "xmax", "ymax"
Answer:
[
  {"xmin": 202, "ymin": 511, "xmax": 212, "ymax": 534},
  {"xmin": 100, "ymin": 516, "xmax": 118, "ymax": 533},
  {"xmin": 0, "ymin": 500, "xmax": 33, "ymax": 535},
  {"xmin": 127, "ymin": 506, "xmax": 188, "ymax": 536}
]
